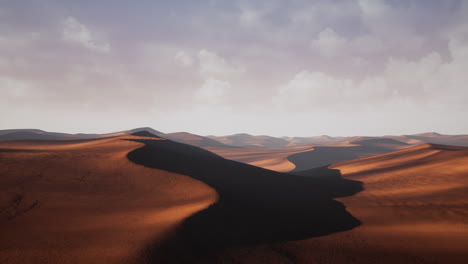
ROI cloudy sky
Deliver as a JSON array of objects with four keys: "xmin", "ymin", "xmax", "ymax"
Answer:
[{"xmin": 1, "ymin": 0, "xmax": 467, "ymax": 136}]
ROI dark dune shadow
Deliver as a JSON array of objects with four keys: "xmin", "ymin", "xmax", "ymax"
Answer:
[{"xmin": 126, "ymin": 138, "xmax": 363, "ymax": 263}]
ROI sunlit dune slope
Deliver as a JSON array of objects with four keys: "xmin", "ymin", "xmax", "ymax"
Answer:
[{"xmin": 0, "ymin": 135, "xmax": 217, "ymax": 264}]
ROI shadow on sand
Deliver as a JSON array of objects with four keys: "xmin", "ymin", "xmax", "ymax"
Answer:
[{"xmin": 126, "ymin": 138, "xmax": 363, "ymax": 263}]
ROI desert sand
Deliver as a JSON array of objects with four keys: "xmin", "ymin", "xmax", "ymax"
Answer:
[
  {"xmin": 1, "ymin": 132, "xmax": 467, "ymax": 264},
  {"xmin": 0, "ymin": 135, "xmax": 217, "ymax": 264},
  {"xmin": 206, "ymin": 138, "xmax": 412, "ymax": 173},
  {"xmin": 212, "ymin": 143, "xmax": 468, "ymax": 264},
  {"xmin": 205, "ymin": 145, "xmax": 314, "ymax": 172}
]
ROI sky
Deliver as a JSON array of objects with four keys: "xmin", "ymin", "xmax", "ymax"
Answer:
[{"xmin": 1, "ymin": 0, "xmax": 468, "ymax": 137}]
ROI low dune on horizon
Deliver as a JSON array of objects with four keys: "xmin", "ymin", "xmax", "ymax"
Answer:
[{"xmin": 0, "ymin": 129, "xmax": 467, "ymax": 263}]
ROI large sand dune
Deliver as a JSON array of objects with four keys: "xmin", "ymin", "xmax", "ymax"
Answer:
[
  {"xmin": 126, "ymin": 137, "xmax": 361, "ymax": 263},
  {"xmin": 0, "ymin": 135, "xmax": 217, "ymax": 264}
]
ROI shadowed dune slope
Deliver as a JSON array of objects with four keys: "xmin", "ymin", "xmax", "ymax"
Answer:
[
  {"xmin": 0, "ymin": 136, "xmax": 217, "ymax": 264},
  {"xmin": 126, "ymin": 138, "xmax": 362, "ymax": 263},
  {"xmin": 288, "ymin": 138, "xmax": 411, "ymax": 172}
]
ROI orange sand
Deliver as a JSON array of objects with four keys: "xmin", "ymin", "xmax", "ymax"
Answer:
[{"xmin": 0, "ymin": 136, "xmax": 217, "ymax": 264}]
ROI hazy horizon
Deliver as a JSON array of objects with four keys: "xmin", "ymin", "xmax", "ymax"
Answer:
[
  {"xmin": 1, "ymin": 0, "xmax": 468, "ymax": 136},
  {"xmin": 1, "ymin": 126, "xmax": 464, "ymax": 139}
]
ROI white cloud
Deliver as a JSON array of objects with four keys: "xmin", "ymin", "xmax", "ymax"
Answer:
[
  {"xmin": 62, "ymin": 16, "xmax": 110, "ymax": 53},
  {"xmin": 279, "ymin": 33, "xmax": 468, "ymax": 111},
  {"xmin": 0, "ymin": 76, "xmax": 33, "ymax": 99},
  {"xmin": 237, "ymin": 1, "xmax": 273, "ymax": 27},
  {"xmin": 195, "ymin": 78, "xmax": 231, "ymax": 104},
  {"xmin": 352, "ymin": 34, "xmax": 385, "ymax": 54},
  {"xmin": 310, "ymin": 28, "xmax": 347, "ymax": 57},
  {"xmin": 311, "ymin": 28, "xmax": 386, "ymax": 57},
  {"xmin": 0, "ymin": 57, "xmax": 8, "ymax": 68},
  {"xmin": 274, "ymin": 71, "xmax": 353, "ymax": 109},
  {"xmin": 240, "ymin": 7, "xmax": 263, "ymax": 26},
  {"xmin": 197, "ymin": 49, "xmax": 244, "ymax": 78},
  {"xmin": 358, "ymin": 0, "xmax": 390, "ymax": 17},
  {"xmin": 174, "ymin": 50, "xmax": 193, "ymax": 67}
]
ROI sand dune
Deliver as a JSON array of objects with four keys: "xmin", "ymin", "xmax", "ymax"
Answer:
[
  {"xmin": 186, "ymin": 143, "xmax": 468, "ymax": 264},
  {"xmin": 288, "ymin": 138, "xmax": 411, "ymax": 172},
  {"xmin": 164, "ymin": 132, "xmax": 229, "ymax": 147},
  {"xmin": 3, "ymin": 128, "xmax": 468, "ymax": 149},
  {"xmin": 239, "ymin": 143, "xmax": 467, "ymax": 264},
  {"xmin": 208, "ymin": 133, "xmax": 291, "ymax": 148},
  {"xmin": 1, "ymin": 130, "xmax": 466, "ymax": 263},
  {"xmin": 0, "ymin": 132, "xmax": 362, "ymax": 264},
  {"xmin": 384, "ymin": 133, "xmax": 468, "ymax": 146},
  {"xmin": 208, "ymin": 132, "xmax": 468, "ymax": 148},
  {"xmin": 126, "ymin": 137, "xmax": 362, "ymax": 263},
  {"xmin": 0, "ymin": 135, "xmax": 217, "ymax": 264},
  {"xmin": 205, "ymin": 145, "xmax": 314, "ymax": 172}
]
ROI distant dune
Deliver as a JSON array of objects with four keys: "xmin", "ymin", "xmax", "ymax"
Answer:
[
  {"xmin": 208, "ymin": 133, "xmax": 291, "ymax": 148},
  {"xmin": 164, "ymin": 132, "xmax": 229, "ymax": 147},
  {"xmin": 205, "ymin": 145, "xmax": 314, "ymax": 172},
  {"xmin": 208, "ymin": 132, "xmax": 468, "ymax": 148},
  {"xmin": 288, "ymin": 138, "xmax": 411, "ymax": 172},
  {"xmin": 2, "ymin": 128, "xmax": 468, "ymax": 149},
  {"xmin": 384, "ymin": 133, "xmax": 468, "ymax": 146}
]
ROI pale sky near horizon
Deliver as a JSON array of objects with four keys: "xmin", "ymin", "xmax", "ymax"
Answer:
[{"xmin": 1, "ymin": 0, "xmax": 468, "ymax": 137}]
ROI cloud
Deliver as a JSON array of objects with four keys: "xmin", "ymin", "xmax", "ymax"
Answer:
[
  {"xmin": 62, "ymin": 16, "xmax": 110, "ymax": 53},
  {"xmin": 174, "ymin": 50, "xmax": 193, "ymax": 67},
  {"xmin": 195, "ymin": 78, "xmax": 231, "ymax": 104},
  {"xmin": 310, "ymin": 28, "xmax": 385, "ymax": 57},
  {"xmin": 274, "ymin": 71, "xmax": 340, "ymax": 108},
  {"xmin": 0, "ymin": 76, "xmax": 33, "ymax": 98},
  {"xmin": 357, "ymin": 0, "xmax": 390, "ymax": 17},
  {"xmin": 278, "ymin": 33, "xmax": 468, "ymax": 111},
  {"xmin": 310, "ymin": 28, "xmax": 347, "ymax": 57},
  {"xmin": 197, "ymin": 49, "xmax": 244, "ymax": 78}
]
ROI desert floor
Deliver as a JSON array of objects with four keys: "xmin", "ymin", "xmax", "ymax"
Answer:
[{"xmin": 1, "ymin": 135, "xmax": 467, "ymax": 263}]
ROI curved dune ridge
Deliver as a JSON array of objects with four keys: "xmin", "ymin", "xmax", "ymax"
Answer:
[
  {"xmin": 126, "ymin": 137, "xmax": 362, "ymax": 263},
  {"xmin": 0, "ymin": 135, "xmax": 217, "ymax": 264}
]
